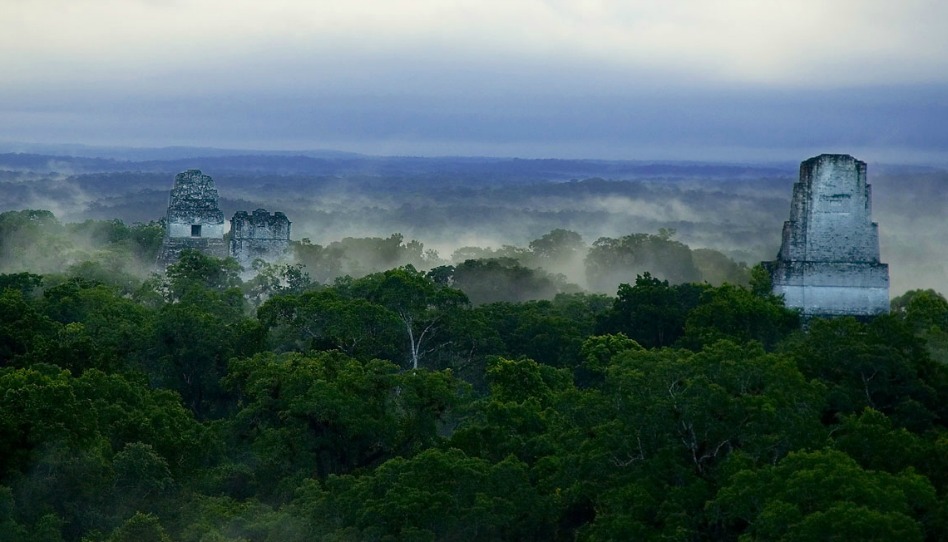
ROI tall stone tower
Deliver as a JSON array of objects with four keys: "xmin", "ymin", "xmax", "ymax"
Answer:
[
  {"xmin": 764, "ymin": 154, "xmax": 889, "ymax": 318},
  {"xmin": 230, "ymin": 209, "xmax": 291, "ymax": 267},
  {"xmin": 157, "ymin": 169, "xmax": 228, "ymax": 265}
]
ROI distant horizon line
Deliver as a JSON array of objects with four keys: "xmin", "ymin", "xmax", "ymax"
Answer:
[{"xmin": 1, "ymin": 139, "xmax": 946, "ymax": 170}]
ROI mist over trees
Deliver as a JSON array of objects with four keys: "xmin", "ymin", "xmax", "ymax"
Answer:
[
  {"xmin": 0, "ymin": 207, "xmax": 749, "ymax": 305},
  {"xmin": 2, "ymin": 151, "xmax": 943, "ymax": 295},
  {"xmin": 2, "ymin": 151, "xmax": 948, "ymax": 540}
]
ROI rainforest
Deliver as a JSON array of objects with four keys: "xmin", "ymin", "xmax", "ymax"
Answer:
[{"xmin": 1, "ymin": 184, "xmax": 948, "ymax": 540}]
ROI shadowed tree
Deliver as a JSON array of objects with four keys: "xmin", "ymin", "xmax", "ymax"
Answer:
[
  {"xmin": 781, "ymin": 315, "xmax": 948, "ymax": 431},
  {"xmin": 225, "ymin": 351, "xmax": 467, "ymax": 499},
  {"xmin": 258, "ymin": 289, "xmax": 401, "ymax": 360},
  {"xmin": 681, "ymin": 283, "xmax": 800, "ymax": 350},
  {"xmin": 709, "ymin": 449, "xmax": 937, "ymax": 541},
  {"xmin": 585, "ymin": 232, "xmax": 700, "ymax": 294},
  {"xmin": 596, "ymin": 273, "xmax": 706, "ymax": 348},
  {"xmin": 449, "ymin": 258, "xmax": 569, "ymax": 305},
  {"xmin": 313, "ymin": 448, "xmax": 555, "ymax": 541}
]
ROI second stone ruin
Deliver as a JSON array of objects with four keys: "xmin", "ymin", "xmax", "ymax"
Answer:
[{"xmin": 158, "ymin": 169, "xmax": 291, "ymax": 267}]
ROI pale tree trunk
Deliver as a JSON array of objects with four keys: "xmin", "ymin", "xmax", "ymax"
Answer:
[{"xmin": 400, "ymin": 311, "xmax": 437, "ymax": 370}]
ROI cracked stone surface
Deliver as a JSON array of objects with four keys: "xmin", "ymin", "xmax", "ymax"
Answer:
[
  {"xmin": 763, "ymin": 154, "xmax": 889, "ymax": 318},
  {"xmin": 230, "ymin": 208, "xmax": 291, "ymax": 266},
  {"xmin": 158, "ymin": 169, "xmax": 227, "ymax": 265}
]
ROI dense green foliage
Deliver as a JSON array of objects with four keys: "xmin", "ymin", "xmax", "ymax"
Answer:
[{"xmin": 3, "ymin": 210, "xmax": 948, "ymax": 540}]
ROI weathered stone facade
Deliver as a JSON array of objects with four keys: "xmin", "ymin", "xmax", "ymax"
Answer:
[
  {"xmin": 157, "ymin": 169, "xmax": 228, "ymax": 265},
  {"xmin": 230, "ymin": 209, "xmax": 291, "ymax": 266},
  {"xmin": 764, "ymin": 154, "xmax": 889, "ymax": 318}
]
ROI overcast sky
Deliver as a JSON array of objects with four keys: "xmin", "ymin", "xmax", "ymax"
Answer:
[{"xmin": 2, "ymin": 0, "xmax": 947, "ymax": 162}]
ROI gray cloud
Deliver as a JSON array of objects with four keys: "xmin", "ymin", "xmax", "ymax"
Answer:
[
  {"xmin": 5, "ymin": 1, "xmax": 948, "ymax": 87},
  {"xmin": 2, "ymin": 80, "xmax": 946, "ymax": 163},
  {"xmin": 1, "ymin": 1, "xmax": 947, "ymax": 160}
]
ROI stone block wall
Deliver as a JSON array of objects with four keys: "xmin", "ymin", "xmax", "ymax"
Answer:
[
  {"xmin": 766, "ymin": 154, "xmax": 889, "ymax": 318},
  {"xmin": 229, "ymin": 209, "xmax": 291, "ymax": 266}
]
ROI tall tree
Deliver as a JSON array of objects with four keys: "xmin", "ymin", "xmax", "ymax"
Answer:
[{"xmin": 349, "ymin": 267, "xmax": 469, "ymax": 369}]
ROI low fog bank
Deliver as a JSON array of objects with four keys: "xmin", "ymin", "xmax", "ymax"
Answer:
[
  {"xmin": 872, "ymin": 172, "xmax": 948, "ymax": 295},
  {"xmin": 0, "ymin": 153, "xmax": 943, "ymax": 296}
]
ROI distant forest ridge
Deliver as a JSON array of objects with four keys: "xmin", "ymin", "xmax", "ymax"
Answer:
[{"xmin": 0, "ymin": 149, "xmax": 801, "ymax": 180}]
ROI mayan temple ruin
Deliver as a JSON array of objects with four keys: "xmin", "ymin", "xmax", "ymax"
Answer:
[
  {"xmin": 230, "ymin": 209, "xmax": 291, "ymax": 266},
  {"xmin": 157, "ymin": 169, "xmax": 228, "ymax": 265},
  {"xmin": 763, "ymin": 154, "xmax": 889, "ymax": 318},
  {"xmin": 157, "ymin": 169, "xmax": 293, "ymax": 267}
]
